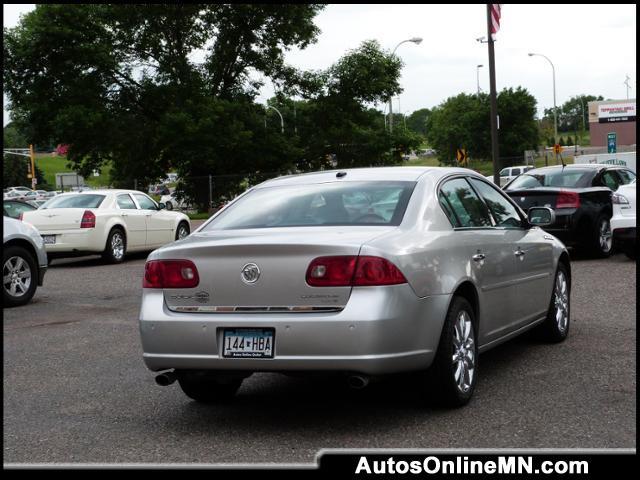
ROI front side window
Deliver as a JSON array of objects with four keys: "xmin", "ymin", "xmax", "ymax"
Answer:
[
  {"xmin": 439, "ymin": 178, "xmax": 492, "ymax": 228},
  {"xmin": 469, "ymin": 178, "xmax": 522, "ymax": 228},
  {"xmin": 203, "ymin": 181, "xmax": 416, "ymax": 230},
  {"xmin": 133, "ymin": 194, "xmax": 158, "ymax": 210}
]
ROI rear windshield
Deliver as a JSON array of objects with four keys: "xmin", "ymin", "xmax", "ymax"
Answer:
[
  {"xmin": 203, "ymin": 181, "xmax": 416, "ymax": 230},
  {"xmin": 506, "ymin": 169, "xmax": 594, "ymax": 190},
  {"xmin": 41, "ymin": 194, "xmax": 105, "ymax": 209}
]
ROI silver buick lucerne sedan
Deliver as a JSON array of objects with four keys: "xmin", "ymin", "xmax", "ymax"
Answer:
[{"xmin": 139, "ymin": 167, "xmax": 571, "ymax": 407}]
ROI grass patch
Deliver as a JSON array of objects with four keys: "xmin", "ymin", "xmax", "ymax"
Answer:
[
  {"xmin": 35, "ymin": 155, "xmax": 112, "ymax": 189},
  {"xmin": 187, "ymin": 212, "xmax": 212, "ymax": 220}
]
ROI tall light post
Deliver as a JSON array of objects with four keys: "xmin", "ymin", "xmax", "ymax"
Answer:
[
  {"xmin": 476, "ymin": 64, "xmax": 483, "ymax": 95},
  {"xmin": 528, "ymin": 52, "xmax": 558, "ymax": 162},
  {"xmin": 264, "ymin": 105, "xmax": 284, "ymax": 133},
  {"xmin": 389, "ymin": 37, "xmax": 422, "ymax": 133}
]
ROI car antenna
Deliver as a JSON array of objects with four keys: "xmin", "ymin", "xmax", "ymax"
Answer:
[{"xmin": 560, "ymin": 155, "xmax": 566, "ymax": 168}]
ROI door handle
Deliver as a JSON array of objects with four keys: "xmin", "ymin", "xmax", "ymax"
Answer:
[
  {"xmin": 121, "ymin": 213, "xmax": 128, "ymax": 217},
  {"xmin": 472, "ymin": 253, "xmax": 485, "ymax": 262}
]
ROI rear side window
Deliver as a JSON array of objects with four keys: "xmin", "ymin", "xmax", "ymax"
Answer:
[
  {"xmin": 117, "ymin": 194, "xmax": 137, "ymax": 210},
  {"xmin": 41, "ymin": 194, "xmax": 105, "ymax": 209},
  {"xmin": 511, "ymin": 168, "xmax": 521, "ymax": 176},
  {"xmin": 439, "ymin": 178, "xmax": 492, "ymax": 228},
  {"xmin": 600, "ymin": 171, "xmax": 621, "ymax": 190}
]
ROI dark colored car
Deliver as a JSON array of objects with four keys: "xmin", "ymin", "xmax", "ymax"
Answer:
[
  {"xmin": 3, "ymin": 200, "xmax": 37, "ymax": 219},
  {"xmin": 504, "ymin": 164, "xmax": 636, "ymax": 257}
]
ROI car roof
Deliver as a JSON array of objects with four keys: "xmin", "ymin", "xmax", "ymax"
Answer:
[
  {"xmin": 55, "ymin": 189, "xmax": 148, "ymax": 196},
  {"xmin": 255, "ymin": 166, "xmax": 481, "ymax": 188}
]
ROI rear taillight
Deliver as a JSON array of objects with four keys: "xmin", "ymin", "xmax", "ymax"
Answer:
[
  {"xmin": 143, "ymin": 260, "xmax": 200, "ymax": 288},
  {"xmin": 306, "ymin": 255, "xmax": 406, "ymax": 287},
  {"xmin": 80, "ymin": 210, "xmax": 96, "ymax": 228},
  {"xmin": 612, "ymin": 193, "xmax": 629, "ymax": 205},
  {"xmin": 556, "ymin": 190, "xmax": 580, "ymax": 209}
]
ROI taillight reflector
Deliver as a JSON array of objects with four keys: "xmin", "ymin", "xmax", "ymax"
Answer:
[
  {"xmin": 80, "ymin": 210, "xmax": 96, "ymax": 228},
  {"xmin": 143, "ymin": 260, "xmax": 200, "ymax": 288},
  {"xmin": 556, "ymin": 190, "xmax": 580, "ymax": 209},
  {"xmin": 306, "ymin": 255, "xmax": 406, "ymax": 287}
]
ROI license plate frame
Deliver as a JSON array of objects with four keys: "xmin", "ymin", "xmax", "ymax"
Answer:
[
  {"xmin": 42, "ymin": 235, "xmax": 56, "ymax": 245},
  {"xmin": 222, "ymin": 328, "xmax": 275, "ymax": 359}
]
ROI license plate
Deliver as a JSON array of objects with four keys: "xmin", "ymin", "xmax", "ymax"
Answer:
[
  {"xmin": 222, "ymin": 328, "xmax": 274, "ymax": 358},
  {"xmin": 42, "ymin": 235, "xmax": 56, "ymax": 245}
]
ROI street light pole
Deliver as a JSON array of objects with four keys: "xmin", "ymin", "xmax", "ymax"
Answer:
[
  {"xmin": 529, "ymin": 52, "xmax": 558, "ymax": 163},
  {"xmin": 476, "ymin": 64, "xmax": 483, "ymax": 95},
  {"xmin": 389, "ymin": 37, "xmax": 422, "ymax": 133},
  {"xmin": 265, "ymin": 105, "xmax": 284, "ymax": 133}
]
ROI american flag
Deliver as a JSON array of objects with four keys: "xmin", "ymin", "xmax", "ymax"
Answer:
[{"xmin": 490, "ymin": 4, "xmax": 502, "ymax": 40}]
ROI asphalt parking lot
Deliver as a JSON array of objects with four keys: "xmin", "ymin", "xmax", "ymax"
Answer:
[{"xmin": 3, "ymin": 238, "xmax": 636, "ymax": 464}]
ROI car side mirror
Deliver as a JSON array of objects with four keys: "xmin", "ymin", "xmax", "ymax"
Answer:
[
  {"xmin": 157, "ymin": 202, "xmax": 166, "ymax": 210},
  {"xmin": 527, "ymin": 206, "xmax": 555, "ymax": 227}
]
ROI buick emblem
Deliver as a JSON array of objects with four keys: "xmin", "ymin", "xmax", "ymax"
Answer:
[{"xmin": 241, "ymin": 263, "xmax": 261, "ymax": 284}]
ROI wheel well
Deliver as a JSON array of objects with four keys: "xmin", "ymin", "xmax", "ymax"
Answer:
[
  {"xmin": 452, "ymin": 281, "xmax": 480, "ymax": 330},
  {"xmin": 4, "ymin": 239, "xmax": 39, "ymax": 267},
  {"xmin": 558, "ymin": 252, "xmax": 571, "ymax": 289}
]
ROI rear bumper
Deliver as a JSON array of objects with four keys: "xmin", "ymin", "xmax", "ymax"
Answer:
[
  {"xmin": 139, "ymin": 286, "xmax": 451, "ymax": 375},
  {"xmin": 39, "ymin": 228, "xmax": 105, "ymax": 254}
]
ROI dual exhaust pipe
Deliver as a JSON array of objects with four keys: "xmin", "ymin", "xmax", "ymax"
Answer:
[{"xmin": 155, "ymin": 370, "xmax": 371, "ymax": 390}]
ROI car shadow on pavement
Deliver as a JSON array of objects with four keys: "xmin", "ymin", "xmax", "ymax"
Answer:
[{"xmin": 164, "ymin": 333, "xmax": 544, "ymax": 436}]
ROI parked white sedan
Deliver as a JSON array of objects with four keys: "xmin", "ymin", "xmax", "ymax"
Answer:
[
  {"xmin": 21, "ymin": 189, "xmax": 191, "ymax": 263},
  {"xmin": 611, "ymin": 180, "xmax": 636, "ymax": 259}
]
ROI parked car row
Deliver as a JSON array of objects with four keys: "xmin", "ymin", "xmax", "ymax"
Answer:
[
  {"xmin": 503, "ymin": 164, "xmax": 636, "ymax": 258},
  {"xmin": 3, "ymin": 189, "xmax": 192, "ymax": 307}
]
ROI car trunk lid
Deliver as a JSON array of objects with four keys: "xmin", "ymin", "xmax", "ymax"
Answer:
[
  {"xmin": 21, "ymin": 208, "xmax": 92, "ymax": 232},
  {"xmin": 158, "ymin": 226, "xmax": 394, "ymax": 312}
]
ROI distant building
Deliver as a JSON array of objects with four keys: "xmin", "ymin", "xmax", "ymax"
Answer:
[{"xmin": 588, "ymin": 99, "xmax": 636, "ymax": 147}]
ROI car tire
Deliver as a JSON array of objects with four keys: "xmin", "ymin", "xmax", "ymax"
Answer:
[
  {"xmin": 588, "ymin": 214, "xmax": 613, "ymax": 258},
  {"xmin": 177, "ymin": 371, "xmax": 243, "ymax": 403},
  {"xmin": 165, "ymin": 201, "xmax": 173, "ymax": 211},
  {"xmin": 537, "ymin": 262, "xmax": 571, "ymax": 343},
  {"xmin": 175, "ymin": 221, "xmax": 190, "ymax": 241},
  {"xmin": 102, "ymin": 228, "xmax": 126, "ymax": 264},
  {"xmin": 425, "ymin": 296, "xmax": 478, "ymax": 407},
  {"xmin": 3, "ymin": 245, "xmax": 38, "ymax": 307}
]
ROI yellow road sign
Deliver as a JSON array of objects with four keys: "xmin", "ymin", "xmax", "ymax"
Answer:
[{"xmin": 456, "ymin": 148, "xmax": 468, "ymax": 166}]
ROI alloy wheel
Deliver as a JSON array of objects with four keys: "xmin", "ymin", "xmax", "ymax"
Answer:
[
  {"xmin": 452, "ymin": 310, "xmax": 475, "ymax": 393},
  {"xmin": 599, "ymin": 219, "xmax": 612, "ymax": 253},
  {"xmin": 3, "ymin": 256, "xmax": 32, "ymax": 298},
  {"xmin": 554, "ymin": 271, "xmax": 569, "ymax": 333},
  {"xmin": 111, "ymin": 232, "xmax": 124, "ymax": 260},
  {"xmin": 178, "ymin": 225, "xmax": 189, "ymax": 240}
]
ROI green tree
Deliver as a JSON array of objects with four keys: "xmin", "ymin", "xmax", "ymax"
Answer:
[
  {"xmin": 406, "ymin": 108, "xmax": 431, "ymax": 138},
  {"xmin": 426, "ymin": 87, "xmax": 538, "ymax": 164},
  {"xmin": 3, "ymin": 123, "xmax": 27, "ymax": 148},
  {"xmin": 543, "ymin": 94, "xmax": 603, "ymax": 133},
  {"xmin": 4, "ymin": 4, "xmax": 325, "ymax": 207},
  {"xmin": 2, "ymin": 155, "xmax": 47, "ymax": 189}
]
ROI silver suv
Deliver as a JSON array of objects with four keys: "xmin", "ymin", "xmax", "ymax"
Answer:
[{"xmin": 3, "ymin": 216, "xmax": 48, "ymax": 307}]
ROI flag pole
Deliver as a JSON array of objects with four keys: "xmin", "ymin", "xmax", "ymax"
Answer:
[{"xmin": 487, "ymin": 4, "xmax": 500, "ymax": 186}]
